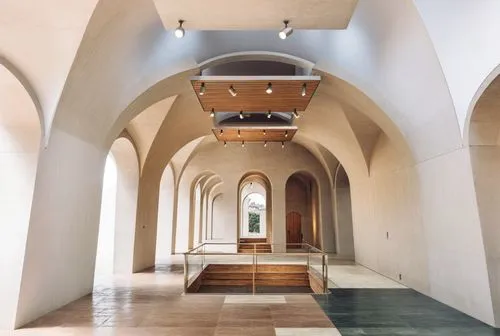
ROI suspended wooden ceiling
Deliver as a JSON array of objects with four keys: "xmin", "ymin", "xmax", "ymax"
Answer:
[
  {"xmin": 213, "ymin": 127, "xmax": 297, "ymax": 142},
  {"xmin": 191, "ymin": 76, "xmax": 320, "ymax": 113}
]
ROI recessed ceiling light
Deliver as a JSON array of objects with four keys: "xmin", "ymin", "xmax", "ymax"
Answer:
[
  {"xmin": 263, "ymin": 129, "xmax": 266, "ymax": 136},
  {"xmin": 200, "ymin": 82, "xmax": 206, "ymax": 96},
  {"xmin": 279, "ymin": 20, "xmax": 293, "ymax": 40},
  {"xmin": 220, "ymin": 129, "xmax": 223, "ymax": 135},
  {"xmin": 266, "ymin": 82, "xmax": 273, "ymax": 94},
  {"xmin": 224, "ymin": 141, "xmax": 227, "ymax": 148},
  {"xmin": 174, "ymin": 20, "xmax": 185, "ymax": 39},
  {"xmin": 285, "ymin": 130, "xmax": 288, "ymax": 138},
  {"xmin": 229, "ymin": 85, "xmax": 237, "ymax": 97}
]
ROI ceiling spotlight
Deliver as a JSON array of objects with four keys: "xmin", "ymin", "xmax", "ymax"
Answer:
[
  {"xmin": 239, "ymin": 111, "xmax": 244, "ymax": 119},
  {"xmin": 210, "ymin": 108, "xmax": 215, "ymax": 118},
  {"xmin": 266, "ymin": 82, "xmax": 273, "ymax": 94},
  {"xmin": 282, "ymin": 141, "xmax": 285, "ymax": 149},
  {"xmin": 301, "ymin": 83, "xmax": 307, "ymax": 97},
  {"xmin": 293, "ymin": 109, "xmax": 300, "ymax": 119},
  {"xmin": 267, "ymin": 110, "xmax": 272, "ymax": 119},
  {"xmin": 200, "ymin": 82, "xmax": 206, "ymax": 96},
  {"xmin": 263, "ymin": 129, "xmax": 266, "ymax": 136},
  {"xmin": 279, "ymin": 20, "xmax": 293, "ymax": 40},
  {"xmin": 285, "ymin": 130, "xmax": 288, "ymax": 138},
  {"xmin": 174, "ymin": 20, "xmax": 185, "ymax": 39},
  {"xmin": 241, "ymin": 141, "xmax": 245, "ymax": 148},
  {"xmin": 220, "ymin": 129, "xmax": 224, "ymax": 135},
  {"xmin": 224, "ymin": 141, "xmax": 227, "ymax": 148},
  {"xmin": 229, "ymin": 85, "xmax": 237, "ymax": 97},
  {"xmin": 238, "ymin": 129, "xmax": 241, "ymax": 138},
  {"xmin": 264, "ymin": 141, "xmax": 268, "ymax": 148}
]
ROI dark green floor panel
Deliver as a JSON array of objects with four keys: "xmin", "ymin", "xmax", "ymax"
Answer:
[{"xmin": 314, "ymin": 289, "xmax": 500, "ymax": 336}]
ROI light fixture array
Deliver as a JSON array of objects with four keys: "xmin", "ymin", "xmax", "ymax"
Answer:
[
  {"xmin": 221, "ymin": 140, "xmax": 286, "ymax": 149},
  {"xmin": 175, "ymin": 20, "xmax": 294, "ymax": 40},
  {"xmin": 220, "ymin": 129, "xmax": 290, "ymax": 149}
]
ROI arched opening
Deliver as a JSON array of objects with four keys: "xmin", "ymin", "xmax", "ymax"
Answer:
[
  {"xmin": 0, "ymin": 64, "xmax": 41, "ymax": 329},
  {"xmin": 285, "ymin": 172, "xmax": 320, "ymax": 249},
  {"xmin": 95, "ymin": 136, "xmax": 139, "ymax": 283},
  {"xmin": 211, "ymin": 194, "xmax": 225, "ymax": 240},
  {"xmin": 238, "ymin": 173, "xmax": 272, "ymax": 242},
  {"xmin": 156, "ymin": 164, "xmax": 175, "ymax": 263},
  {"xmin": 240, "ymin": 186, "xmax": 267, "ymax": 238},
  {"xmin": 467, "ymin": 73, "xmax": 500, "ymax": 326}
]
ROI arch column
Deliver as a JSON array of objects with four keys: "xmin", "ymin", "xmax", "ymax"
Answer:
[{"xmin": 272, "ymin": 183, "xmax": 286, "ymax": 252}]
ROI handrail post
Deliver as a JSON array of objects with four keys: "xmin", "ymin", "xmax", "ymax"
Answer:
[
  {"xmin": 184, "ymin": 253, "xmax": 188, "ymax": 293},
  {"xmin": 323, "ymin": 254, "xmax": 329, "ymax": 294},
  {"xmin": 307, "ymin": 246, "xmax": 310, "ymax": 272},
  {"xmin": 253, "ymin": 243, "xmax": 256, "ymax": 295}
]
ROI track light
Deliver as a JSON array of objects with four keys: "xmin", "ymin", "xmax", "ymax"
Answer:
[
  {"xmin": 200, "ymin": 82, "xmax": 206, "ymax": 96},
  {"xmin": 238, "ymin": 129, "xmax": 241, "ymax": 138},
  {"xmin": 174, "ymin": 20, "xmax": 185, "ymax": 39},
  {"xmin": 229, "ymin": 85, "xmax": 237, "ymax": 97},
  {"xmin": 266, "ymin": 82, "xmax": 273, "ymax": 94},
  {"xmin": 263, "ymin": 129, "xmax": 266, "ymax": 136},
  {"xmin": 224, "ymin": 141, "xmax": 227, "ymax": 148},
  {"xmin": 293, "ymin": 109, "xmax": 300, "ymax": 119},
  {"xmin": 264, "ymin": 141, "xmax": 267, "ymax": 148},
  {"xmin": 210, "ymin": 108, "xmax": 215, "ymax": 118},
  {"xmin": 239, "ymin": 111, "xmax": 244, "ymax": 119},
  {"xmin": 285, "ymin": 130, "xmax": 288, "ymax": 138},
  {"xmin": 242, "ymin": 141, "xmax": 245, "ymax": 148},
  {"xmin": 279, "ymin": 20, "xmax": 293, "ymax": 40},
  {"xmin": 301, "ymin": 83, "xmax": 307, "ymax": 97},
  {"xmin": 220, "ymin": 129, "xmax": 223, "ymax": 135},
  {"xmin": 282, "ymin": 141, "xmax": 285, "ymax": 149},
  {"xmin": 267, "ymin": 110, "xmax": 272, "ymax": 119}
]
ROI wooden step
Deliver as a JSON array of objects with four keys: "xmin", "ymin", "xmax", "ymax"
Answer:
[
  {"xmin": 239, "ymin": 238, "xmax": 267, "ymax": 243},
  {"xmin": 255, "ymin": 273, "xmax": 308, "ymax": 280},
  {"xmin": 203, "ymin": 273, "xmax": 253, "ymax": 280},
  {"xmin": 204, "ymin": 264, "xmax": 253, "ymax": 273},
  {"xmin": 256, "ymin": 264, "xmax": 307, "ymax": 273},
  {"xmin": 203, "ymin": 279, "xmax": 253, "ymax": 286},
  {"xmin": 255, "ymin": 278, "xmax": 309, "ymax": 286},
  {"xmin": 238, "ymin": 243, "xmax": 271, "ymax": 249}
]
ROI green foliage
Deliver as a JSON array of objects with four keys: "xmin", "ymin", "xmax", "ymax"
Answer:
[{"xmin": 248, "ymin": 212, "xmax": 260, "ymax": 233}]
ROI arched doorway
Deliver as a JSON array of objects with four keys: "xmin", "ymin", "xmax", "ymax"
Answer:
[
  {"xmin": 285, "ymin": 172, "xmax": 320, "ymax": 249},
  {"xmin": 238, "ymin": 173, "xmax": 272, "ymax": 242}
]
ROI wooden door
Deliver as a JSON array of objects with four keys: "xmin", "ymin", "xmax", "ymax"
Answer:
[{"xmin": 286, "ymin": 212, "xmax": 302, "ymax": 245}]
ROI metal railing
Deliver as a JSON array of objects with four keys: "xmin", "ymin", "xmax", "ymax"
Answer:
[{"xmin": 183, "ymin": 242, "xmax": 328, "ymax": 294}]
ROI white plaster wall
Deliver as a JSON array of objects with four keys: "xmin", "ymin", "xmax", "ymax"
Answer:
[
  {"xmin": 175, "ymin": 141, "xmax": 334, "ymax": 252},
  {"xmin": 0, "ymin": 66, "xmax": 41, "ymax": 330},
  {"xmin": 415, "ymin": 0, "xmax": 500, "ymax": 133},
  {"xmin": 156, "ymin": 165, "xmax": 174, "ymax": 262},
  {"xmin": 212, "ymin": 195, "xmax": 225, "ymax": 240},
  {"xmin": 94, "ymin": 155, "xmax": 117, "ymax": 279}
]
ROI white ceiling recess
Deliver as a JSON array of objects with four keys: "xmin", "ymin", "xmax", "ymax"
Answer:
[{"xmin": 153, "ymin": 0, "xmax": 359, "ymax": 30}]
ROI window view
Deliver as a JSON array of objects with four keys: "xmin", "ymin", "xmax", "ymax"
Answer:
[{"xmin": 243, "ymin": 193, "xmax": 266, "ymax": 236}]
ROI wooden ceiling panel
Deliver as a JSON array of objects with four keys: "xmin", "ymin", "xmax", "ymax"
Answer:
[
  {"xmin": 213, "ymin": 127, "xmax": 297, "ymax": 142},
  {"xmin": 191, "ymin": 76, "xmax": 320, "ymax": 112}
]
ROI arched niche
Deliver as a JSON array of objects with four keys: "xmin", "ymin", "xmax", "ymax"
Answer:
[
  {"xmin": 285, "ymin": 171, "xmax": 320, "ymax": 249},
  {"xmin": 0, "ymin": 64, "xmax": 42, "ymax": 330},
  {"xmin": 95, "ymin": 136, "xmax": 139, "ymax": 282},
  {"xmin": 237, "ymin": 172, "xmax": 272, "ymax": 243}
]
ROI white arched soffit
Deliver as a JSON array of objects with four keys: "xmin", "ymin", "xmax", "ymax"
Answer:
[
  {"xmin": 109, "ymin": 135, "xmax": 140, "ymax": 275},
  {"xmin": 465, "ymin": 72, "xmax": 500, "ymax": 327},
  {"xmin": 156, "ymin": 163, "xmax": 175, "ymax": 261},
  {"xmin": 464, "ymin": 63, "xmax": 500, "ymax": 146},
  {"xmin": 0, "ymin": 57, "xmax": 44, "ymax": 140},
  {"xmin": 0, "ymin": 64, "xmax": 42, "ymax": 330}
]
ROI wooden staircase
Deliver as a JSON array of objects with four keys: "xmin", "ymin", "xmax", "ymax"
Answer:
[
  {"xmin": 201, "ymin": 264, "xmax": 309, "ymax": 287},
  {"xmin": 238, "ymin": 238, "xmax": 272, "ymax": 253}
]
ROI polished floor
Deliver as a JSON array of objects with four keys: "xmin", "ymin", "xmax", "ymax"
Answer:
[
  {"xmin": 4, "ymin": 262, "xmax": 497, "ymax": 335},
  {"xmin": 315, "ymin": 289, "xmax": 500, "ymax": 335}
]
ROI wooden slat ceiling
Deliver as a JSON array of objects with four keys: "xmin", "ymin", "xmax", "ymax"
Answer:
[
  {"xmin": 213, "ymin": 127, "xmax": 297, "ymax": 142},
  {"xmin": 191, "ymin": 76, "xmax": 320, "ymax": 113}
]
